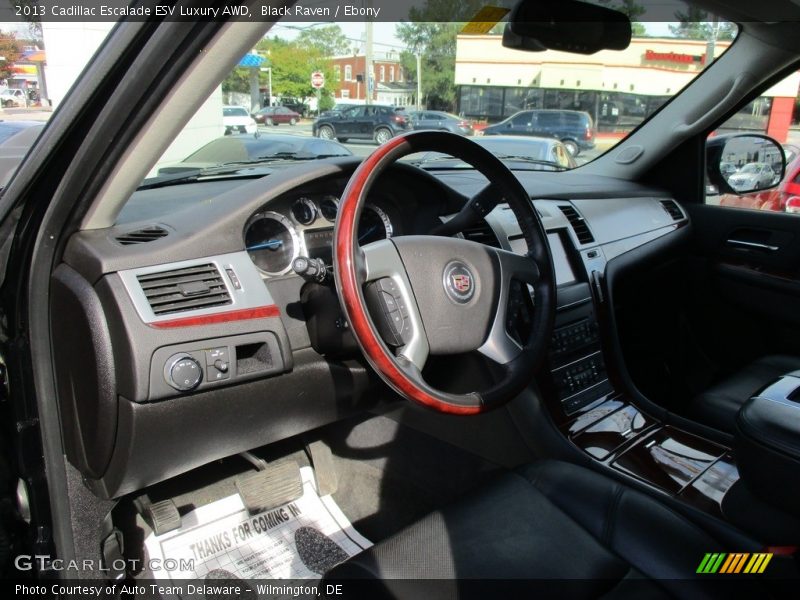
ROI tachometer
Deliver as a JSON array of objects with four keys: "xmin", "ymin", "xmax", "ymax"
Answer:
[
  {"xmin": 358, "ymin": 205, "xmax": 393, "ymax": 245},
  {"xmin": 291, "ymin": 197, "xmax": 317, "ymax": 225},
  {"xmin": 244, "ymin": 212, "xmax": 299, "ymax": 275}
]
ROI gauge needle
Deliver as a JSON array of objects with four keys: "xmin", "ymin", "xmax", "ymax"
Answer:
[
  {"xmin": 358, "ymin": 226, "xmax": 377, "ymax": 242},
  {"xmin": 247, "ymin": 239, "xmax": 283, "ymax": 251}
]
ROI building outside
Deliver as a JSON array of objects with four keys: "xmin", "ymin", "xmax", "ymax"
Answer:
[
  {"xmin": 455, "ymin": 35, "xmax": 800, "ymax": 142},
  {"xmin": 330, "ymin": 52, "xmax": 415, "ymax": 106}
]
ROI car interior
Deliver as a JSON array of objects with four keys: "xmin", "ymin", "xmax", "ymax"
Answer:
[{"xmin": 3, "ymin": 0, "xmax": 800, "ymax": 595}]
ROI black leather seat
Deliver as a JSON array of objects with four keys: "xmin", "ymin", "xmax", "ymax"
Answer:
[
  {"xmin": 689, "ymin": 355, "xmax": 800, "ymax": 433},
  {"xmin": 326, "ymin": 460, "xmax": 786, "ymax": 598}
]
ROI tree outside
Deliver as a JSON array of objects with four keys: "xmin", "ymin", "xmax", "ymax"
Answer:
[
  {"xmin": 669, "ymin": 7, "xmax": 737, "ymax": 40},
  {"xmin": 222, "ymin": 26, "xmax": 344, "ymax": 112},
  {"xmin": 0, "ymin": 31, "xmax": 23, "ymax": 83}
]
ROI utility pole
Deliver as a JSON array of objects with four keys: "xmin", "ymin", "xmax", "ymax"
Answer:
[
  {"xmin": 416, "ymin": 51, "xmax": 422, "ymax": 111},
  {"xmin": 365, "ymin": 3, "xmax": 374, "ymax": 105},
  {"xmin": 705, "ymin": 16, "xmax": 720, "ymax": 67}
]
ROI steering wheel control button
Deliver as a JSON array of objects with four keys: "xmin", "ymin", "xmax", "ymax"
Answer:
[
  {"xmin": 365, "ymin": 279, "xmax": 409, "ymax": 347},
  {"xmin": 381, "ymin": 291, "xmax": 398, "ymax": 312},
  {"xmin": 389, "ymin": 311, "xmax": 405, "ymax": 335},
  {"xmin": 165, "ymin": 354, "xmax": 203, "ymax": 391},
  {"xmin": 443, "ymin": 261, "xmax": 476, "ymax": 304}
]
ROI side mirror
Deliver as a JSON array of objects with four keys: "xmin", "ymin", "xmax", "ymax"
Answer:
[{"xmin": 706, "ymin": 134, "xmax": 786, "ymax": 195}]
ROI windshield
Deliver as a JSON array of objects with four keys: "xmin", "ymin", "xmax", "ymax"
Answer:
[
  {"xmin": 140, "ymin": 10, "xmax": 741, "ymax": 183},
  {"xmin": 1, "ymin": 3, "xmax": 764, "ymax": 208}
]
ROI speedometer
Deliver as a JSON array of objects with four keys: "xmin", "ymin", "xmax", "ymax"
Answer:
[
  {"xmin": 244, "ymin": 212, "xmax": 299, "ymax": 275},
  {"xmin": 358, "ymin": 205, "xmax": 393, "ymax": 245}
]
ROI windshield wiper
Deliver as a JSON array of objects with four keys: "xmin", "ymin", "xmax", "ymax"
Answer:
[
  {"xmin": 487, "ymin": 154, "xmax": 569, "ymax": 170},
  {"xmin": 221, "ymin": 152, "xmax": 350, "ymax": 166}
]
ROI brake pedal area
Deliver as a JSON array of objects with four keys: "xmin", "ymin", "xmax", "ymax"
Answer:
[{"xmin": 235, "ymin": 460, "xmax": 303, "ymax": 515}]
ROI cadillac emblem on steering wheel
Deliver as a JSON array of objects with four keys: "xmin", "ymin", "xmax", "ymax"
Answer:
[{"xmin": 443, "ymin": 261, "xmax": 476, "ymax": 304}]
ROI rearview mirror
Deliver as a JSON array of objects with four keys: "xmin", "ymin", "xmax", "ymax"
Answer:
[
  {"xmin": 504, "ymin": 0, "xmax": 632, "ymax": 54},
  {"xmin": 706, "ymin": 134, "xmax": 786, "ymax": 195}
]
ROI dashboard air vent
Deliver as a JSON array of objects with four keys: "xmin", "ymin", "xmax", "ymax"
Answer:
[
  {"xmin": 558, "ymin": 205, "xmax": 595, "ymax": 245},
  {"xmin": 462, "ymin": 220, "xmax": 501, "ymax": 248},
  {"xmin": 116, "ymin": 226, "xmax": 169, "ymax": 245},
  {"xmin": 660, "ymin": 199, "xmax": 684, "ymax": 222},
  {"xmin": 136, "ymin": 263, "xmax": 231, "ymax": 316}
]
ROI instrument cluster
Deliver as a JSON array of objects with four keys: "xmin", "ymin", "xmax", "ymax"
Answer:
[{"xmin": 244, "ymin": 193, "xmax": 395, "ymax": 276}]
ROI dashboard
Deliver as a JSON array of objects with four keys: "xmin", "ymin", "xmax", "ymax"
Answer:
[{"xmin": 56, "ymin": 157, "xmax": 688, "ymax": 498}]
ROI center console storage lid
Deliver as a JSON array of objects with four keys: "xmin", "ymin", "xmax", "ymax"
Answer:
[
  {"xmin": 735, "ymin": 376, "xmax": 800, "ymax": 516},
  {"xmin": 737, "ymin": 378, "xmax": 800, "ymax": 458}
]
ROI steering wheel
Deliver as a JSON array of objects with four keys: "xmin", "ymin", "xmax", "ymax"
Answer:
[{"xmin": 333, "ymin": 131, "xmax": 556, "ymax": 414}]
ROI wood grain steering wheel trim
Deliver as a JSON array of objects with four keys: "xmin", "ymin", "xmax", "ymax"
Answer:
[{"xmin": 334, "ymin": 135, "xmax": 482, "ymax": 415}]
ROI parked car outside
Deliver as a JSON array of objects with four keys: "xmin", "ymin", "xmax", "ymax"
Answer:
[
  {"xmin": 276, "ymin": 97, "xmax": 308, "ymax": 117},
  {"xmin": 726, "ymin": 161, "xmax": 776, "ymax": 192},
  {"xmin": 222, "ymin": 105, "xmax": 257, "ymax": 135},
  {"xmin": 482, "ymin": 109, "xmax": 596, "ymax": 156},
  {"xmin": 0, "ymin": 88, "xmax": 27, "ymax": 108},
  {"xmin": 252, "ymin": 106, "xmax": 301, "ymax": 126},
  {"xmin": 408, "ymin": 111, "xmax": 475, "ymax": 135},
  {"xmin": 157, "ymin": 133, "xmax": 352, "ymax": 174},
  {"xmin": 313, "ymin": 104, "xmax": 410, "ymax": 144}
]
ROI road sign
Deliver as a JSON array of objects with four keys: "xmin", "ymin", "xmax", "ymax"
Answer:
[{"xmin": 311, "ymin": 71, "xmax": 325, "ymax": 89}]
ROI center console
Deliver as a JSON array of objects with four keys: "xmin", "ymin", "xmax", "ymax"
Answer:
[{"xmin": 539, "ymin": 224, "xmax": 742, "ymax": 520}]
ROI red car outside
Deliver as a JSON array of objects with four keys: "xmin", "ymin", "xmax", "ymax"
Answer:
[
  {"xmin": 252, "ymin": 105, "xmax": 301, "ymax": 126},
  {"xmin": 719, "ymin": 146, "xmax": 800, "ymax": 213}
]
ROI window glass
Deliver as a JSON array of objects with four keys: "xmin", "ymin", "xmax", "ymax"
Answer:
[
  {"xmin": 511, "ymin": 112, "xmax": 532, "ymax": 126},
  {"xmin": 706, "ymin": 69, "xmax": 800, "ymax": 213}
]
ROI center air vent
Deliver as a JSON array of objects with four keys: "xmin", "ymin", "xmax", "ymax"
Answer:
[
  {"xmin": 462, "ymin": 220, "xmax": 501, "ymax": 248},
  {"xmin": 136, "ymin": 263, "xmax": 231, "ymax": 316},
  {"xmin": 659, "ymin": 199, "xmax": 684, "ymax": 222},
  {"xmin": 115, "ymin": 226, "xmax": 169, "ymax": 245},
  {"xmin": 559, "ymin": 205, "xmax": 595, "ymax": 245}
]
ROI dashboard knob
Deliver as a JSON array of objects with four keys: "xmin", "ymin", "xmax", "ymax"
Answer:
[{"xmin": 165, "ymin": 354, "xmax": 203, "ymax": 391}]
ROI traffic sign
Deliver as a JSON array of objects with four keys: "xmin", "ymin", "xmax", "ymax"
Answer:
[{"xmin": 311, "ymin": 71, "xmax": 325, "ymax": 89}]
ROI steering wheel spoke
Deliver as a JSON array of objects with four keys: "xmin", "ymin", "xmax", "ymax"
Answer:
[
  {"xmin": 478, "ymin": 248, "xmax": 540, "ymax": 365},
  {"xmin": 359, "ymin": 239, "xmax": 430, "ymax": 372}
]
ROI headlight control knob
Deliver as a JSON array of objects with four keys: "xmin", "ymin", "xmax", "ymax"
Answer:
[{"xmin": 164, "ymin": 354, "xmax": 203, "ymax": 392}]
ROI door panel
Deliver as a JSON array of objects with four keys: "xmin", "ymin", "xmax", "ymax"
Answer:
[{"xmin": 686, "ymin": 202, "xmax": 800, "ymax": 356}]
